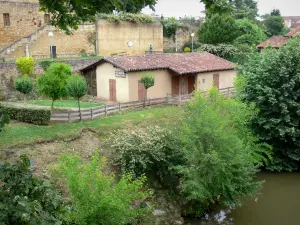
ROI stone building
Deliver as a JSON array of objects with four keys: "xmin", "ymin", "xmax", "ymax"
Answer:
[{"xmin": 0, "ymin": 0, "xmax": 96, "ymax": 60}]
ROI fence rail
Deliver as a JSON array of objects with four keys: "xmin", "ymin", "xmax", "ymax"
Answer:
[{"xmin": 51, "ymin": 87, "xmax": 235, "ymax": 123}]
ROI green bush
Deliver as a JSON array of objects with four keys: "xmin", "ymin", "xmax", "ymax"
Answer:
[
  {"xmin": 161, "ymin": 18, "xmax": 184, "ymax": 38},
  {"xmin": 106, "ymin": 126, "xmax": 184, "ymax": 188},
  {"xmin": 54, "ymin": 153, "xmax": 151, "ymax": 225},
  {"xmin": 0, "ymin": 155, "xmax": 64, "ymax": 224},
  {"xmin": 37, "ymin": 63, "xmax": 72, "ymax": 109},
  {"xmin": 0, "ymin": 105, "xmax": 51, "ymax": 125},
  {"xmin": 16, "ymin": 57, "xmax": 35, "ymax": 77},
  {"xmin": 184, "ymin": 47, "xmax": 191, "ymax": 53},
  {"xmin": 177, "ymin": 87, "xmax": 270, "ymax": 215},
  {"xmin": 0, "ymin": 111, "xmax": 9, "ymax": 132},
  {"xmin": 98, "ymin": 13, "xmax": 154, "ymax": 24},
  {"xmin": 237, "ymin": 37, "xmax": 300, "ymax": 171},
  {"xmin": 198, "ymin": 44, "xmax": 238, "ymax": 59},
  {"xmin": 39, "ymin": 60, "xmax": 55, "ymax": 71},
  {"xmin": 14, "ymin": 76, "xmax": 34, "ymax": 104}
]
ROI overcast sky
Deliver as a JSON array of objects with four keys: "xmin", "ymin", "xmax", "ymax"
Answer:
[{"xmin": 142, "ymin": 0, "xmax": 300, "ymax": 18}]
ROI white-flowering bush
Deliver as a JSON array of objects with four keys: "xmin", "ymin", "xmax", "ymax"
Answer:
[{"xmin": 106, "ymin": 126, "xmax": 184, "ymax": 187}]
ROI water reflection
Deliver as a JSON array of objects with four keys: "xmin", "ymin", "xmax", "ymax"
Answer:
[{"xmin": 185, "ymin": 172, "xmax": 300, "ymax": 225}]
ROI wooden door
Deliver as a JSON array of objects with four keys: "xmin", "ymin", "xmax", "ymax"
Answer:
[
  {"xmin": 172, "ymin": 76, "xmax": 179, "ymax": 95},
  {"xmin": 109, "ymin": 79, "xmax": 116, "ymax": 102},
  {"xmin": 213, "ymin": 73, "xmax": 220, "ymax": 89},
  {"xmin": 180, "ymin": 77, "xmax": 188, "ymax": 95},
  {"xmin": 188, "ymin": 76, "xmax": 195, "ymax": 94},
  {"xmin": 138, "ymin": 81, "xmax": 146, "ymax": 101}
]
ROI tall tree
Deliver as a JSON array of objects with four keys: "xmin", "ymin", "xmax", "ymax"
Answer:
[
  {"xmin": 198, "ymin": 14, "xmax": 239, "ymax": 44},
  {"xmin": 39, "ymin": 0, "xmax": 157, "ymax": 32},
  {"xmin": 200, "ymin": 0, "xmax": 232, "ymax": 16},
  {"xmin": 263, "ymin": 15, "xmax": 285, "ymax": 36}
]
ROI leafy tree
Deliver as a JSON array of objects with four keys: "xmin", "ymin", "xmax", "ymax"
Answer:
[
  {"xmin": 161, "ymin": 18, "xmax": 183, "ymax": 38},
  {"xmin": 234, "ymin": 18, "xmax": 267, "ymax": 46},
  {"xmin": 39, "ymin": 0, "xmax": 157, "ymax": 32},
  {"xmin": 16, "ymin": 57, "xmax": 35, "ymax": 77},
  {"xmin": 140, "ymin": 73, "xmax": 155, "ymax": 107},
  {"xmin": 198, "ymin": 14, "xmax": 239, "ymax": 44},
  {"xmin": 54, "ymin": 153, "xmax": 151, "ymax": 225},
  {"xmin": 237, "ymin": 37, "xmax": 300, "ymax": 171},
  {"xmin": 0, "ymin": 155, "xmax": 64, "ymax": 224},
  {"xmin": 66, "ymin": 75, "xmax": 88, "ymax": 121},
  {"xmin": 270, "ymin": 9, "xmax": 281, "ymax": 16},
  {"xmin": 200, "ymin": 0, "xmax": 232, "ymax": 16},
  {"xmin": 231, "ymin": 0, "xmax": 258, "ymax": 20},
  {"xmin": 14, "ymin": 76, "xmax": 34, "ymax": 105},
  {"xmin": 177, "ymin": 87, "xmax": 269, "ymax": 215},
  {"xmin": 37, "ymin": 63, "xmax": 72, "ymax": 109},
  {"xmin": 263, "ymin": 15, "xmax": 285, "ymax": 36}
]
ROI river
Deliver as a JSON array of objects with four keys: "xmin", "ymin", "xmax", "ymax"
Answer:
[{"xmin": 185, "ymin": 172, "xmax": 300, "ymax": 225}]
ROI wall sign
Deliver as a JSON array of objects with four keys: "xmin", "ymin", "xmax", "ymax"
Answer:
[{"xmin": 115, "ymin": 71, "xmax": 126, "ymax": 78}]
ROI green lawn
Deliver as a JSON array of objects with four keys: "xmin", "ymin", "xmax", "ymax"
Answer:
[
  {"xmin": 28, "ymin": 100, "xmax": 104, "ymax": 108},
  {"xmin": 0, "ymin": 106, "xmax": 181, "ymax": 149}
]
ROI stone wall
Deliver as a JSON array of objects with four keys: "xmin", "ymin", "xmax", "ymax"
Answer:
[
  {"xmin": 0, "ymin": 58, "xmax": 100, "ymax": 100},
  {"xmin": 0, "ymin": 0, "xmax": 45, "ymax": 51},
  {"xmin": 97, "ymin": 20, "xmax": 163, "ymax": 56}
]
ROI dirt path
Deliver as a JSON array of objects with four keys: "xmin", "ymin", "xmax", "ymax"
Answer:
[{"xmin": 1, "ymin": 130, "xmax": 102, "ymax": 178}]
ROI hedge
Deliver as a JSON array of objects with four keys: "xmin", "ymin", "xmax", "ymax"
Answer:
[{"xmin": 0, "ymin": 105, "xmax": 51, "ymax": 125}]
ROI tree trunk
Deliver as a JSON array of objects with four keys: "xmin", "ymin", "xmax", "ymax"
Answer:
[
  {"xmin": 24, "ymin": 94, "xmax": 27, "ymax": 106},
  {"xmin": 78, "ymin": 98, "xmax": 82, "ymax": 121},
  {"xmin": 143, "ymin": 89, "xmax": 147, "ymax": 108},
  {"xmin": 51, "ymin": 99, "xmax": 54, "ymax": 109}
]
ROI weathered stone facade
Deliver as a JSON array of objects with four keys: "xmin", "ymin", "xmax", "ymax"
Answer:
[
  {"xmin": 0, "ymin": 0, "xmax": 96, "ymax": 60},
  {"xmin": 0, "ymin": 58, "xmax": 100, "ymax": 100}
]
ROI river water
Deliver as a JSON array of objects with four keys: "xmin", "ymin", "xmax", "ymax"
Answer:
[{"xmin": 185, "ymin": 172, "xmax": 300, "ymax": 225}]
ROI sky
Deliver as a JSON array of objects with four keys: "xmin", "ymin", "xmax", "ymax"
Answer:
[{"xmin": 142, "ymin": 0, "xmax": 300, "ymax": 18}]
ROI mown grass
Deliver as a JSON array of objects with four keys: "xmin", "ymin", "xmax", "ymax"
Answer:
[
  {"xmin": 0, "ymin": 106, "xmax": 181, "ymax": 149},
  {"xmin": 27, "ymin": 100, "xmax": 104, "ymax": 108}
]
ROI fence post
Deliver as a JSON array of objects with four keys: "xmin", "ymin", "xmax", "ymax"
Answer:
[
  {"xmin": 68, "ymin": 110, "xmax": 71, "ymax": 123},
  {"xmin": 119, "ymin": 103, "xmax": 121, "ymax": 115},
  {"xmin": 227, "ymin": 87, "xmax": 230, "ymax": 97},
  {"xmin": 105, "ymin": 104, "xmax": 107, "ymax": 116},
  {"xmin": 149, "ymin": 99, "xmax": 151, "ymax": 107},
  {"xmin": 133, "ymin": 102, "xmax": 136, "ymax": 111},
  {"xmin": 178, "ymin": 95, "xmax": 181, "ymax": 108},
  {"xmin": 91, "ymin": 108, "xmax": 93, "ymax": 120}
]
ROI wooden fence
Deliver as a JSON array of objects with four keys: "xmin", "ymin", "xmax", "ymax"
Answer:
[{"xmin": 51, "ymin": 87, "xmax": 235, "ymax": 123}]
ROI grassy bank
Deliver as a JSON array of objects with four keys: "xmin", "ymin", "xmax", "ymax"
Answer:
[
  {"xmin": 0, "ymin": 106, "xmax": 181, "ymax": 149},
  {"xmin": 27, "ymin": 100, "xmax": 103, "ymax": 108}
]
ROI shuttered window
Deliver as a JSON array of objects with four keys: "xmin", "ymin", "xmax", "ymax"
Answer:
[
  {"xmin": 44, "ymin": 14, "xmax": 50, "ymax": 24},
  {"xmin": 3, "ymin": 13, "xmax": 10, "ymax": 27}
]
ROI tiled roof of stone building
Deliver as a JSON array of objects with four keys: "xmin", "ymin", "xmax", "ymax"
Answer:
[
  {"xmin": 257, "ymin": 36, "xmax": 289, "ymax": 49},
  {"xmin": 285, "ymin": 27, "xmax": 300, "ymax": 37},
  {"xmin": 81, "ymin": 52, "xmax": 234, "ymax": 75}
]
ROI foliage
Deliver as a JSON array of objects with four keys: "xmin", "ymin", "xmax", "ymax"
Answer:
[
  {"xmin": 161, "ymin": 18, "xmax": 184, "ymax": 38},
  {"xmin": 263, "ymin": 15, "xmax": 285, "ymax": 37},
  {"xmin": 198, "ymin": 14, "xmax": 239, "ymax": 44},
  {"xmin": 37, "ymin": 63, "xmax": 72, "ymax": 108},
  {"xmin": 0, "ymin": 111, "xmax": 9, "ymax": 133},
  {"xmin": 237, "ymin": 37, "xmax": 300, "ymax": 171},
  {"xmin": 177, "ymin": 87, "xmax": 270, "ymax": 215},
  {"xmin": 98, "ymin": 13, "xmax": 154, "ymax": 24},
  {"xmin": 54, "ymin": 153, "xmax": 151, "ymax": 225},
  {"xmin": 198, "ymin": 44, "xmax": 238, "ymax": 59},
  {"xmin": 0, "ymin": 105, "xmax": 51, "ymax": 125},
  {"xmin": 66, "ymin": 75, "xmax": 88, "ymax": 120},
  {"xmin": 87, "ymin": 31, "xmax": 97, "ymax": 53},
  {"xmin": 16, "ymin": 57, "xmax": 35, "ymax": 77},
  {"xmin": 0, "ymin": 155, "xmax": 63, "ymax": 224},
  {"xmin": 14, "ymin": 76, "xmax": 34, "ymax": 104},
  {"xmin": 234, "ymin": 18, "xmax": 267, "ymax": 46},
  {"xmin": 39, "ymin": 0, "xmax": 156, "ymax": 32},
  {"xmin": 184, "ymin": 47, "xmax": 191, "ymax": 53},
  {"xmin": 200, "ymin": 0, "xmax": 232, "ymax": 16},
  {"xmin": 106, "ymin": 126, "xmax": 184, "ymax": 188},
  {"xmin": 39, "ymin": 60, "xmax": 54, "ymax": 71},
  {"xmin": 140, "ymin": 73, "xmax": 155, "ymax": 107}
]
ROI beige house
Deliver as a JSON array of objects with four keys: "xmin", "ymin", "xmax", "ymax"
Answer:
[{"xmin": 81, "ymin": 52, "xmax": 236, "ymax": 103}]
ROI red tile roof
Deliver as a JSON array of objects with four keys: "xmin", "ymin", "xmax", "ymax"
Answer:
[
  {"xmin": 257, "ymin": 36, "xmax": 289, "ymax": 48},
  {"xmin": 285, "ymin": 27, "xmax": 300, "ymax": 37},
  {"xmin": 81, "ymin": 52, "xmax": 234, "ymax": 75}
]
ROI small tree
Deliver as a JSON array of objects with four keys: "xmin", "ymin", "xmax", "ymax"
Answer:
[
  {"xmin": 16, "ymin": 57, "xmax": 35, "ymax": 77},
  {"xmin": 66, "ymin": 75, "xmax": 88, "ymax": 121},
  {"xmin": 198, "ymin": 14, "xmax": 240, "ymax": 45},
  {"xmin": 37, "ymin": 63, "xmax": 72, "ymax": 109},
  {"xmin": 0, "ymin": 111, "xmax": 9, "ymax": 133},
  {"xmin": 14, "ymin": 76, "xmax": 34, "ymax": 105},
  {"xmin": 263, "ymin": 15, "xmax": 285, "ymax": 37},
  {"xmin": 140, "ymin": 73, "xmax": 155, "ymax": 107}
]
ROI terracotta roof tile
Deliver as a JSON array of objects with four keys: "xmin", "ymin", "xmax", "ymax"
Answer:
[
  {"xmin": 257, "ymin": 36, "xmax": 289, "ymax": 48},
  {"xmin": 82, "ymin": 52, "xmax": 234, "ymax": 75},
  {"xmin": 285, "ymin": 27, "xmax": 300, "ymax": 37}
]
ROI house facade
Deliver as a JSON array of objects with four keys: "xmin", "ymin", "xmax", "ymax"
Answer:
[{"xmin": 81, "ymin": 52, "xmax": 236, "ymax": 103}]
